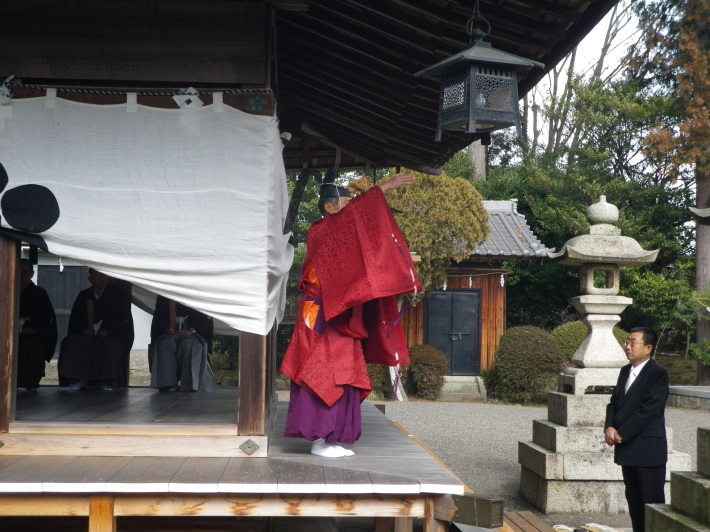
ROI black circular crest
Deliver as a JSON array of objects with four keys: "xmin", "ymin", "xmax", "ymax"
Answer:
[
  {"xmin": 1, "ymin": 184, "xmax": 60, "ymax": 233},
  {"xmin": 0, "ymin": 162, "xmax": 7, "ymax": 193}
]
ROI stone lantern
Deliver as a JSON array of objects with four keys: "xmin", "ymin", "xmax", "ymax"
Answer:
[
  {"xmin": 547, "ymin": 195, "xmax": 658, "ymax": 393},
  {"xmin": 518, "ymin": 196, "xmax": 690, "ymax": 515}
]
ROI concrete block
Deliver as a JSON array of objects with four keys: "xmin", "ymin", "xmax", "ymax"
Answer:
[
  {"xmin": 521, "ymin": 468, "xmax": 673, "ymax": 515},
  {"xmin": 670, "ymin": 471, "xmax": 710, "ymax": 525},
  {"xmin": 532, "ymin": 419, "xmax": 612, "ymax": 453},
  {"xmin": 563, "ymin": 452, "xmax": 620, "ymax": 480},
  {"xmin": 559, "ymin": 367, "xmax": 623, "ymax": 395},
  {"xmin": 519, "ymin": 465, "xmax": 543, "ymax": 509},
  {"xmin": 520, "ymin": 465, "xmax": 629, "ymax": 514},
  {"xmin": 547, "ymin": 392, "xmax": 609, "ymax": 427},
  {"xmin": 518, "ymin": 441, "xmax": 564, "ymax": 479},
  {"xmin": 669, "ymin": 450, "xmax": 694, "ymax": 479},
  {"xmin": 699, "ymin": 428, "xmax": 710, "ymax": 477},
  {"xmin": 646, "ymin": 504, "xmax": 710, "ymax": 532}
]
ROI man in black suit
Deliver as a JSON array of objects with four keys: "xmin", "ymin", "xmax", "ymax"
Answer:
[{"xmin": 604, "ymin": 327, "xmax": 668, "ymax": 532}]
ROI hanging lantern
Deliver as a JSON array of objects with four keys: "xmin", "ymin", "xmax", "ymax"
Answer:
[{"xmin": 415, "ymin": 14, "xmax": 544, "ymax": 142}]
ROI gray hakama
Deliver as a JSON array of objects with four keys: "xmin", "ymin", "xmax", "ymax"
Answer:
[{"xmin": 150, "ymin": 333, "xmax": 217, "ymax": 392}]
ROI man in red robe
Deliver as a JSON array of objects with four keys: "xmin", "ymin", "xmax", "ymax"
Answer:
[{"xmin": 280, "ymin": 172, "xmax": 421, "ymax": 458}]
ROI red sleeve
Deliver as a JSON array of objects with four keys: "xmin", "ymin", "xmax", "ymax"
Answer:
[{"xmin": 307, "ymin": 186, "xmax": 421, "ymax": 322}]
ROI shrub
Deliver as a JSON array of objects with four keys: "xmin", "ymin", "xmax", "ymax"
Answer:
[
  {"xmin": 488, "ymin": 326, "xmax": 566, "ymax": 404},
  {"xmin": 550, "ymin": 320, "xmax": 627, "ymax": 362},
  {"xmin": 210, "ymin": 334, "xmax": 239, "ymax": 384},
  {"xmin": 367, "ymin": 364, "xmax": 393, "ymax": 400},
  {"xmin": 403, "ymin": 345, "xmax": 449, "ymax": 400},
  {"xmin": 276, "ymin": 324, "xmax": 295, "ymax": 367}
]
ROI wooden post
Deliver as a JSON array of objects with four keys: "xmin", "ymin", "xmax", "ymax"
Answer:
[
  {"xmin": 237, "ymin": 331, "xmax": 267, "ymax": 436},
  {"xmin": 89, "ymin": 495, "xmax": 116, "ymax": 532},
  {"xmin": 423, "ymin": 495, "xmax": 453, "ymax": 532},
  {"xmin": 394, "ymin": 517, "xmax": 414, "ymax": 532},
  {"xmin": 0, "ymin": 235, "xmax": 19, "ymax": 432}
]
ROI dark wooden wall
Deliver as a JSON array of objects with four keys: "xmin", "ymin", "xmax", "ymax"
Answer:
[
  {"xmin": 400, "ymin": 266, "xmax": 506, "ymax": 372},
  {"xmin": 0, "ymin": 1, "xmax": 268, "ymax": 85}
]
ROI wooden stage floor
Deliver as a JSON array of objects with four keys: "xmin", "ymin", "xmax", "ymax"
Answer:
[{"xmin": 1, "ymin": 386, "xmax": 464, "ymax": 496}]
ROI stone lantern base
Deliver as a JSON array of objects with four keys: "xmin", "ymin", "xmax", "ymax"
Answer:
[{"xmin": 518, "ymin": 391, "xmax": 691, "ymax": 514}]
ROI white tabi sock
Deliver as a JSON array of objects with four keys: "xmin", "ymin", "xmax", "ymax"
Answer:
[{"xmin": 310, "ymin": 438, "xmax": 353, "ymax": 458}]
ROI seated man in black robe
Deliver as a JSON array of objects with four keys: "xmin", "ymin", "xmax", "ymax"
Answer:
[
  {"xmin": 58, "ymin": 268, "xmax": 134, "ymax": 391},
  {"xmin": 149, "ymin": 295, "xmax": 217, "ymax": 392},
  {"xmin": 17, "ymin": 259, "xmax": 58, "ymax": 392}
]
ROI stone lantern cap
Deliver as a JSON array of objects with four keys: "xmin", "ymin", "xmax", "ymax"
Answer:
[{"xmin": 547, "ymin": 195, "xmax": 658, "ymax": 266}]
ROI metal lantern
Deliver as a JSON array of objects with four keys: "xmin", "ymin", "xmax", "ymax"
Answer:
[{"xmin": 415, "ymin": 20, "xmax": 544, "ymax": 142}]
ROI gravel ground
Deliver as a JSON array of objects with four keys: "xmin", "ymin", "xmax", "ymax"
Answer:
[{"xmin": 377, "ymin": 398, "xmax": 709, "ymax": 530}]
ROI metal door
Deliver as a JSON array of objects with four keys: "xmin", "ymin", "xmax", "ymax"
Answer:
[{"xmin": 426, "ymin": 290, "xmax": 480, "ymax": 376}]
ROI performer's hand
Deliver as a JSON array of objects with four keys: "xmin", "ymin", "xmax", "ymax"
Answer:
[
  {"xmin": 97, "ymin": 330, "xmax": 108, "ymax": 337},
  {"xmin": 83, "ymin": 329, "xmax": 94, "ymax": 336},
  {"xmin": 178, "ymin": 329, "xmax": 192, "ymax": 335},
  {"xmin": 378, "ymin": 173, "xmax": 415, "ymax": 193},
  {"xmin": 21, "ymin": 327, "xmax": 37, "ymax": 335},
  {"xmin": 165, "ymin": 327, "xmax": 176, "ymax": 335}
]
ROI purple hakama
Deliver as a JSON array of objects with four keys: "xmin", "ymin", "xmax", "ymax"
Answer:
[{"xmin": 284, "ymin": 381, "xmax": 362, "ymax": 444}]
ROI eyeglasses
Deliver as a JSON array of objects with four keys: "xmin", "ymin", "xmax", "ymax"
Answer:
[{"xmin": 624, "ymin": 340, "xmax": 646, "ymax": 347}]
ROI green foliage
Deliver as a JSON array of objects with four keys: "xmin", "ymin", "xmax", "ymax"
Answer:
[
  {"xmin": 387, "ymin": 171, "xmax": 489, "ymax": 297},
  {"xmin": 690, "ymin": 339, "xmax": 710, "ymax": 365},
  {"xmin": 476, "ymin": 78, "xmax": 695, "ymax": 331},
  {"xmin": 550, "ymin": 321, "xmax": 627, "ymax": 361},
  {"xmin": 211, "ymin": 334, "xmax": 240, "ymax": 383},
  {"xmin": 367, "ymin": 364, "xmax": 393, "ymax": 400},
  {"xmin": 443, "ymin": 149, "xmax": 475, "ymax": 182},
  {"xmin": 276, "ymin": 324, "xmax": 294, "ymax": 367},
  {"xmin": 619, "ymin": 266, "xmax": 697, "ymax": 351},
  {"xmin": 403, "ymin": 345, "xmax": 449, "ymax": 400},
  {"xmin": 656, "ymin": 355, "xmax": 698, "ymax": 385},
  {"xmin": 485, "ymin": 326, "xmax": 566, "ymax": 404}
]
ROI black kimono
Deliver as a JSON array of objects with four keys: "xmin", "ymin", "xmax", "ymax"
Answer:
[
  {"xmin": 18, "ymin": 281, "xmax": 58, "ymax": 389},
  {"xmin": 58, "ymin": 284, "xmax": 134, "ymax": 384}
]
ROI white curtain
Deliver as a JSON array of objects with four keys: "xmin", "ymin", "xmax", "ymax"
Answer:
[{"xmin": 0, "ymin": 95, "xmax": 293, "ymax": 335}]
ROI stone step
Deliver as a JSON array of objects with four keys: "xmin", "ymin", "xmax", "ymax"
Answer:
[
  {"xmin": 670, "ymin": 471, "xmax": 710, "ymax": 526},
  {"xmin": 699, "ymin": 428, "xmax": 710, "ymax": 477},
  {"xmin": 532, "ymin": 419, "xmax": 677, "ymax": 453},
  {"xmin": 646, "ymin": 503, "xmax": 710, "ymax": 532},
  {"xmin": 519, "ymin": 467, "xmax": 631, "ymax": 515},
  {"xmin": 518, "ymin": 441, "xmax": 691, "ymax": 481}
]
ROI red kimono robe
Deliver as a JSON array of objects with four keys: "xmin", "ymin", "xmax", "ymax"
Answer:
[{"xmin": 280, "ymin": 186, "xmax": 422, "ymax": 408}]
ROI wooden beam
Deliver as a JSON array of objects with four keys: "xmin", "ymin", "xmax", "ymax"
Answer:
[
  {"xmin": 0, "ymin": 432, "xmax": 267, "ymax": 458},
  {"xmin": 238, "ymin": 332, "xmax": 267, "ymax": 436},
  {"xmin": 89, "ymin": 495, "xmax": 116, "ymax": 532},
  {"xmin": 0, "ymin": 492, "xmax": 428, "ymax": 518},
  {"xmin": 0, "ymin": 235, "xmax": 19, "ymax": 433}
]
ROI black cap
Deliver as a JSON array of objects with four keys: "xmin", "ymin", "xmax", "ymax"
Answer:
[{"xmin": 318, "ymin": 167, "xmax": 351, "ymax": 199}]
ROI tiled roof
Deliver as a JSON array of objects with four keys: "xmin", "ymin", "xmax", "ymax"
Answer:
[{"xmin": 472, "ymin": 200, "xmax": 555, "ymax": 259}]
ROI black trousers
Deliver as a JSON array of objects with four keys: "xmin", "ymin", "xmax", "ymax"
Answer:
[{"xmin": 622, "ymin": 464, "xmax": 666, "ymax": 532}]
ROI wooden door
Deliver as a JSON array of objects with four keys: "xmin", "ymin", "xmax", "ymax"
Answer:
[{"xmin": 426, "ymin": 290, "xmax": 480, "ymax": 376}]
